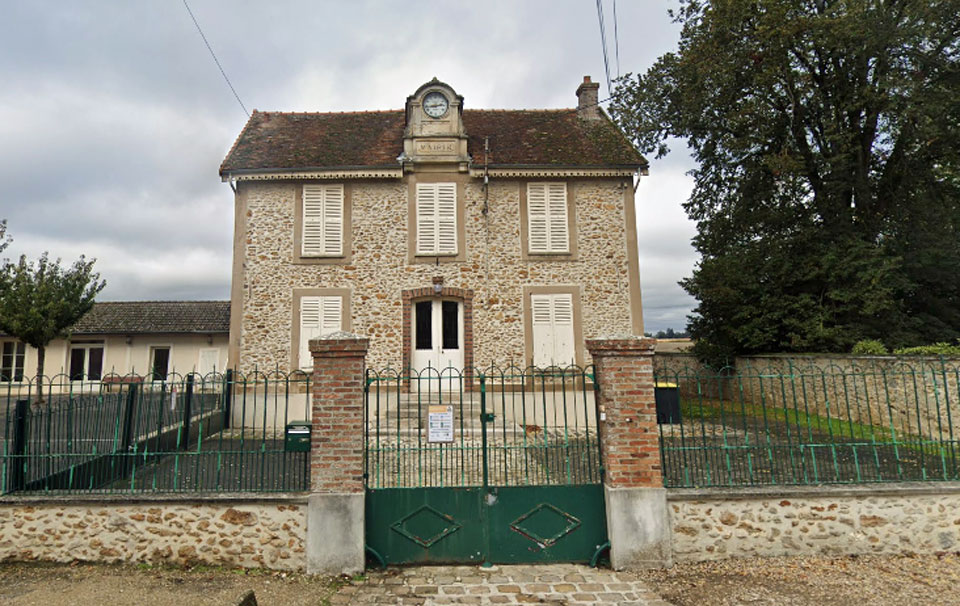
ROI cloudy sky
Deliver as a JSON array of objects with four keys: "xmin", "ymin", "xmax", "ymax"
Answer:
[{"xmin": 0, "ymin": 1, "xmax": 697, "ymax": 333}]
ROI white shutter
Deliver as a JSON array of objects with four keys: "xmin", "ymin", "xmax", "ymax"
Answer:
[
  {"xmin": 546, "ymin": 183, "xmax": 569, "ymax": 253},
  {"xmin": 527, "ymin": 184, "xmax": 549, "ymax": 253},
  {"xmin": 302, "ymin": 185, "xmax": 343, "ymax": 256},
  {"xmin": 416, "ymin": 183, "xmax": 457, "ymax": 255},
  {"xmin": 527, "ymin": 183, "xmax": 569, "ymax": 253},
  {"xmin": 322, "ymin": 185, "xmax": 343, "ymax": 255},
  {"xmin": 530, "ymin": 293, "xmax": 575, "ymax": 367},
  {"xmin": 531, "ymin": 294, "xmax": 556, "ymax": 368},
  {"xmin": 436, "ymin": 183, "xmax": 457, "ymax": 254},
  {"xmin": 299, "ymin": 296, "xmax": 342, "ymax": 369},
  {"xmin": 197, "ymin": 348, "xmax": 220, "ymax": 376},
  {"xmin": 302, "ymin": 186, "xmax": 324, "ymax": 256},
  {"xmin": 551, "ymin": 294, "xmax": 575, "ymax": 366}
]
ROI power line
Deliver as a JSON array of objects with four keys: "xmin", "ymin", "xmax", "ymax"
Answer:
[
  {"xmin": 596, "ymin": 0, "xmax": 613, "ymax": 96},
  {"xmin": 613, "ymin": 0, "xmax": 621, "ymax": 80},
  {"xmin": 182, "ymin": 0, "xmax": 250, "ymax": 118}
]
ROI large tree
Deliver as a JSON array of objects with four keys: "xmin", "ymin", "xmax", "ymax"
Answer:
[
  {"xmin": 611, "ymin": 0, "xmax": 960, "ymax": 364},
  {"xmin": 0, "ymin": 249, "xmax": 106, "ymax": 401}
]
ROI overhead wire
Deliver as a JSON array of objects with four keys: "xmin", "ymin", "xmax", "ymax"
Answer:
[
  {"xmin": 596, "ymin": 0, "xmax": 613, "ymax": 96},
  {"xmin": 613, "ymin": 0, "xmax": 621, "ymax": 80},
  {"xmin": 182, "ymin": 0, "xmax": 250, "ymax": 118}
]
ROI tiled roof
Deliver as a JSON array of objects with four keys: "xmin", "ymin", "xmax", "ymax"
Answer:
[
  {"xmin": 220, "ymin": 109, "xmax": 645, "ymax": 174},
  {"xmin": 69, "ymin": 301, "xmax": 230, "ymax": 335}
]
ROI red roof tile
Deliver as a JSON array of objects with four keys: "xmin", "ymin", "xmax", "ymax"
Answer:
[{"xmin": 220, "ymin": 109, "xmax": 645, "ymax": 174}]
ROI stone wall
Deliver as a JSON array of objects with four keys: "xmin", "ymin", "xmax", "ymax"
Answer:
[
  {"xmin": 0, "ymin": 498, "xmax": 306, "ymax": 571},
  {"xmin": 237, "ymin": 177, "xmax": 639, "ymax": 373},
  {"xmin": 669, "ymin": 484, "xmax": 960, "ymax": 562}
]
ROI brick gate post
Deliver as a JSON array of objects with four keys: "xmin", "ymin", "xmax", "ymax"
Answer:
[
  {"xmin": 305, "ymin": 332, "xmax": 369, "ymax": 575},
  {"xmin": 586, "ymin": 336, "xmax": 672, "ymax": 569}
]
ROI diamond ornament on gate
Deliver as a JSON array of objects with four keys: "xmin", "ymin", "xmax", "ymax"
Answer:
[
  {"xmin": 391, "ymin": 505, "xmax": 462, "ymax": 548},
  {"xmin": 510, "ymin": 503, "xmax": 582, "ymax": 548}
]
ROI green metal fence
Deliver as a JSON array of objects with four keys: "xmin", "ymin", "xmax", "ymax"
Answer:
[
  {"xmin": 1, "ymin": 370, "xmax": 310, "ymax": 494},
  {"xmin": 655, "ymin": 358, "xmax": 960, "ymax": 488},
  {"xmin": 364, "ymin": 365, "xmax": 601, "ymax": 489}
]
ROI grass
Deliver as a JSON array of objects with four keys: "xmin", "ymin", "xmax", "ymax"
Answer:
[{"xmin": 676, "ymin": 396, "xmax": 958, "ymax": 457}]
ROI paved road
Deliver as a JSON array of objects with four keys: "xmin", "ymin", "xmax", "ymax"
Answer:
[{"xmin": 335, "ymin": 564, "xmax": 672, "ymax": 605}]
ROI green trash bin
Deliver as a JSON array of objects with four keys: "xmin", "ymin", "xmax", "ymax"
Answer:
[
  {"xmin": 284, "ymin": 422, "xmax": 312, "ymax": 452},
  {"xmin": 654, "ymin": 382, "xmax": 681, "ymax": 424}
]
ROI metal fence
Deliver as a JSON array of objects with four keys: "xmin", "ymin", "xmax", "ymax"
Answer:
[
  {"xmin": 1, "ymin": 371, "xmax": 311, "ymax": 494},
  {"xmin": 654, "ymin": 358, "xmax": 960, "ymax": 488},
  {"xmin": 364, "ymin": 365, "xmax": 601, "ymax": 489}
]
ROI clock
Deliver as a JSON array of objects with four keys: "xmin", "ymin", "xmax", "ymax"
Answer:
[{"xmin": 422, "ymin": 91, "xmax": 449, "ymax": 118}]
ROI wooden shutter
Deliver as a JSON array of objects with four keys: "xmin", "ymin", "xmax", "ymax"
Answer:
[
  {"xmin": 527, "ymin": 183, "xmax": 568, "ymax": 253},
  {"xmin": 302, "ymin": 185, "xmax": 343, "ymax": 256},
  {"xmin": 416, "ymin": 183, "xmax": 457, "ymax": 255},
  {"xmin": 299, "ymin": 296, "xmax": 342, "ymax": 368},
  {"xmin": 197, "ymin": 348, "xmax": 220, "ymax": 376},
  {"xmin": 531, "ymin": 293, "xmax": 575, "ymax": 367}
]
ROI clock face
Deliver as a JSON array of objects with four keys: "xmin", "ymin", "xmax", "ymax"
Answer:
[{"xmin": 422, "ymin": 91, "xmax": 449, "ymax": 118}]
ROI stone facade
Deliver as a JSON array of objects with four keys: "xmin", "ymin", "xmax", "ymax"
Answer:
[
  {"xmin": 223, "ymin": 78, "xmax": 646, "ymax": 375},
  {"xmin": 235, "ymin": 177, "xmax": 640, "ymax": 373},
  {"xmin": 670, "ymin": 485, "xmax": 960, "ymax": 562},
  {"xmin": 0, "ymin": 499, "xmax": 306, "ymax": 570}
]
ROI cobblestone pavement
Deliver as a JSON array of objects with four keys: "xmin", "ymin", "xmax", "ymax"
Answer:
[{"xmin": 332, "ymin": 564, "xmax": 672, "ymax": 605}]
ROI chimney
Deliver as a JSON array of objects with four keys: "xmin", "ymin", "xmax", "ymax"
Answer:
[{"xmin": 576, "ymin": 76, "xmax": 601, "ymax": 120}]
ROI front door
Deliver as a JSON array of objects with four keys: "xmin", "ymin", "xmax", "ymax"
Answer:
[{"xmin": 411, "ymin": 299, "xmax": 463, "ymax": 377}]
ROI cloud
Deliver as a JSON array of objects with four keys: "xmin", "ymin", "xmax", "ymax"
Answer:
[{"xmin": 0, "ymin": 0, "xmax": 697, "ymax": 329}]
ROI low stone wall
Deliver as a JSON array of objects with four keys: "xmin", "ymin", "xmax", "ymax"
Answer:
[
  {"xmin": 0, "ymin": 496, "xmax": 307, "ymax": 571},
  {"xmin": 669, "ymin": 483, "xmax": 960, "ymax": 562}
]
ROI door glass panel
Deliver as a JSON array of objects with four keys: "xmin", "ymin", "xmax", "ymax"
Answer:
[
  {"xmin": 441, "ymin": 301, "xmax": 459, "ymax": 350},
  {"xmin": 88, "ymin": 347, "xmax": 104, "ymax": 380},
  {"xmin": 415, "ymin": 301, "xmax": 432, "ymax": 350},
  {"xmin": 69, "ymin": 348, "xmax": 86, "ymax": 380},
  {"xmin": 151, "ymin": 347, "xmax": 170, "ymax": 381}
]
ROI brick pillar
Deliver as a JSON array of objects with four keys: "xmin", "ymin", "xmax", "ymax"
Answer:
[
  {"xmin": 305, "ymin": 332, "xmax": 368, "ymax": 575},
  {"xmin": 587, "ymin": 336, "xmax": 672, "ymax": 569}
]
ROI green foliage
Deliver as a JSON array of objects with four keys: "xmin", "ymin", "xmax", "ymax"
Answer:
[
  {"xmin": 0, "ymin": 249, "xmax": 106, "ymax": 380},
  {"xmin": 892, "ymin": 342, "xmax": 960, "ymax": 356},
  {"xmin": 611, "ymin": 0, "xmax": 960, "ymax": 362},
  {"xmin": 851, "ymin": 339, "xmax": 888, "ymax": 355}
]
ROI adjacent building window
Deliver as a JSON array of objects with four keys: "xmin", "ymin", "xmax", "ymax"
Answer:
[
  {"xmin": 301, "ymin": 184, "xmax": 344, "ymax": 256},
  {"xmin": 526, "ymin": 183, "xmax": 569, "ymax": 254},
  {"xmin": 530, "ymin": 293, "xmax": 576, "ymax": 368},
  {"xmin": 150, "ymin": 346, "xmax": 171, "ymax": 381},
  {"xmin": 1, "ymin": 341, "xmax": 25, "ymax": 382},
  {"xmin": 298, "ymin": 296, "xmax": 342, "ymax": 369},
  {"xmin": 69, "ymin": 342, "xmax": 104, "ymax": 381},
  {"xmin": 415, "ymin": 183, "xmax": 457, "ymax": 255}
]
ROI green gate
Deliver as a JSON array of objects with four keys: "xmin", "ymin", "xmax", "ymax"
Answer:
[{"xmin": 364, "ymin": 365, "xmax": 607, "ymax": 565}]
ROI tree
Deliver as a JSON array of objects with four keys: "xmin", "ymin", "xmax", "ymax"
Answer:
[
  {"xmin": 611, "ymin": 0, "xmax": 960, "ymax": 364},
  {"xmin": 0, "ymin": 220, "xmax": 8, "ymax": 255},
  {"xmin": 0, "ymin": 250, "xmax": 106, "ymax": 401}
]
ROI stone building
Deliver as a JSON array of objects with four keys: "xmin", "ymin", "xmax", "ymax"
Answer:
[{"xmin": 220, "ymin": 77, "xmax": 647, "ymax": 373}]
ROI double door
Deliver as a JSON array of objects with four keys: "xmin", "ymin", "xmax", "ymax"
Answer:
[{"xmin": 411, "ymin": 299, "xmax": 463, "ymax": 377}]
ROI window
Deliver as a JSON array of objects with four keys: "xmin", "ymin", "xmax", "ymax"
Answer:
[
  {"xmin": 415, "ymin": 183, "xmax": 457, "ymax": 255},
  {"xmin": 527, "ymin": 182, "xmax": 569, "ymax": 254},
  {"xmin": 69, "ymin": 342, "xmax": 104, "ymax": 381},
  {"xmin": 298, "ymin": 296, "xmax": 342, "ymax": 369},
  {"xmin": 1, "ymin": 341, "xmax": 25, "ymax": 382},
  {"xmin": 150, "ymin": 346, "xmax": 171, "ymax": 381},
  {"xmin": 302, "ymin": 184, "xmax": 344, "ymax": 256},
  {"xmin": 530, "ymin": 293, "xmax": 576, "ymax": 367}
]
